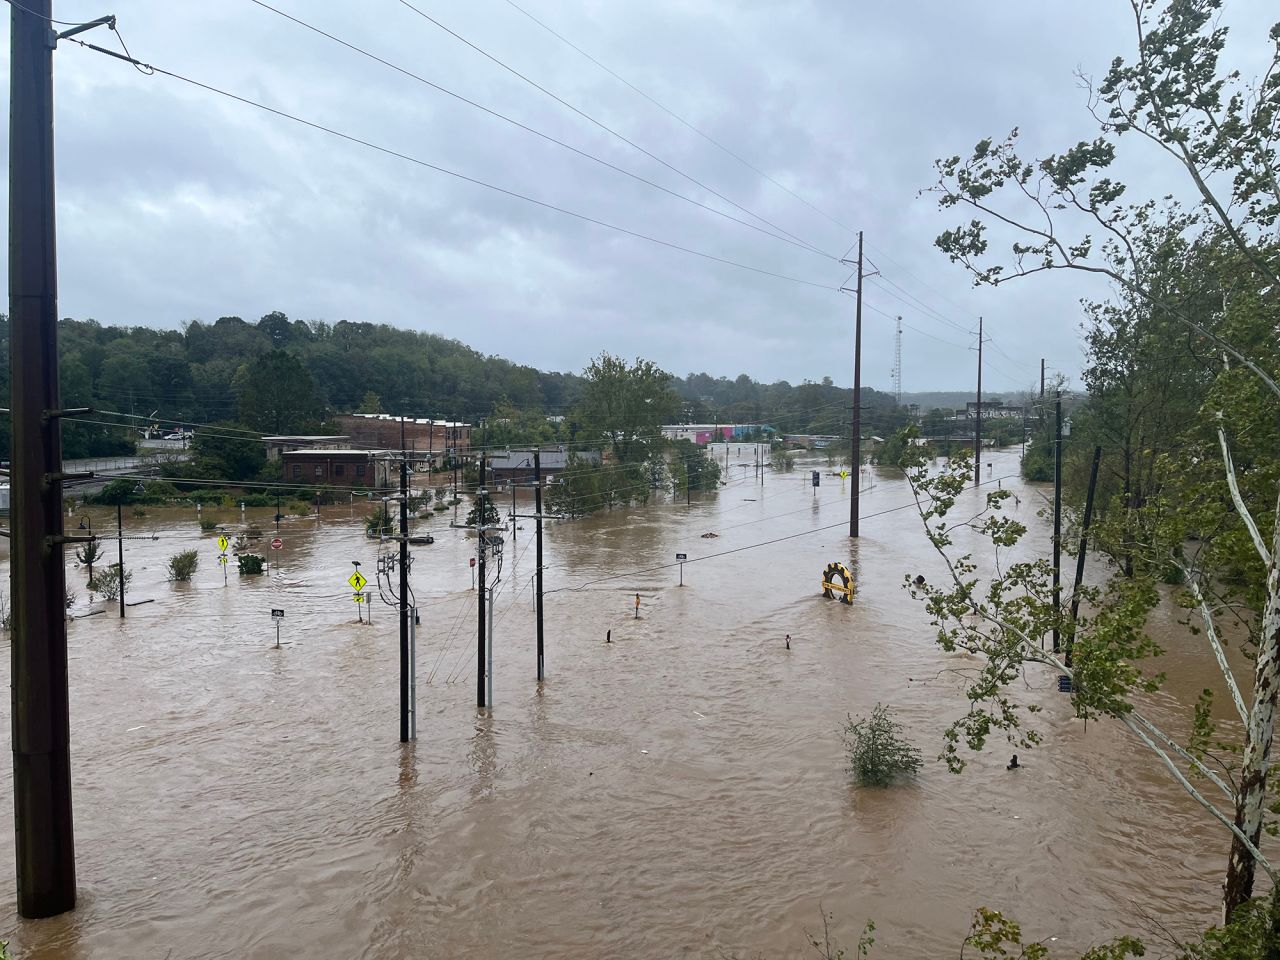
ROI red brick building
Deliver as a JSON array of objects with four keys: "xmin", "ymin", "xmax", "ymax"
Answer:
[
  {"xmin": 281, "ymin": 449, "xmax": 393, "ymax": 488},
  {"xmin": 333, "ymin": 414, "xmax": 471, "ymax": 460}
]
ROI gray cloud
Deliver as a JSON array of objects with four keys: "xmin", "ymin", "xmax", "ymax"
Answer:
[{"xmin": 2, "ymin": 0, "xmax": 1274, "ymax": 393}]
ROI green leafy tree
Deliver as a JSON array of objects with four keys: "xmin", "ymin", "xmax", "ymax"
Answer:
[
  {"xmin": 578, "ymin": 353, "xmax": 678, "ymax": 464},
  {"xmin": 235, "ymin": 350, "xmax": 323, "ymax": 434},
  {"xmin": 929, "ymin": 0, "xmax": 1280, "ymax": 920},
  {"xmin": 189, "ymin": 422, "xmax": 266, "ymax": 483}
]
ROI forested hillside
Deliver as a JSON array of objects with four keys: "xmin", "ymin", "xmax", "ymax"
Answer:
[{"xmin": 0, "ymin": 312, "xmax": 908, "ymax": 458}]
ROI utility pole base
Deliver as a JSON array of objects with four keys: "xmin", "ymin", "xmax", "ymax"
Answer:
[{"xmin": 13, "ymin": 751, "xmax": 76, "ymax": 917}]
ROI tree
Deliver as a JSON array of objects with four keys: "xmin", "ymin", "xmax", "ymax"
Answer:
[
  {"xmin": 578, "ymin": 353, "xmax": 678, "ymax": 464},
  {"xmin": 928, "ymin": 1, "xmax": 1280, "ymax": 920},
  {"xmin": 235, "ymin": 350, "xmax": 323, "ymax": 434},
  {"xmin": 189, "ymin": 422, "xmax": 267, "ymax": 483}
]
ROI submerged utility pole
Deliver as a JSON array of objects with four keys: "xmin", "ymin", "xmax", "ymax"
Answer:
[
  {"xmin": 398, "ymin": 417, "xmax": 410, "ymax": 743},
  {"xmin": 116, "ymin": 502, "xmax": 125, "ymax": 618},
  {"xmin": 840, "ymin": 230, "xmax": 865, "ymax": 538},
  {"xmin": 476, "ymin": 455, "xmax": 487, "ymax": 710},
  {"xmin": 1052, "ymin": 390, "xmax": 1063, "ymax": 654},
  {"xmin": 1068, "ymin": 445, "xmax": 1103, "ymax": 666},
  {"xmin": 10, "ymin": 0, "xmax": 76, "ymax": 917},
  {"xmin": 533, "ymin": 450, "xmax": 544, "ymax": 683},
  {"xmin": 974, "ymin": 316, "xmax": 983, "ymax": 485}
]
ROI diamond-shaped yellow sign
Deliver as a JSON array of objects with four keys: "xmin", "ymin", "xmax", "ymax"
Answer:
[
  {"xmin": 348, "ymin": 570, "xmax": 367, "ymax": 591},
  {"xmin": 216, "ymin": 534, "xmax": 230, "ymax": 552}
]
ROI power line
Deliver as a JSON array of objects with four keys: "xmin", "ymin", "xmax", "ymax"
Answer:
[
  {"xmin": 70, "ymin": 40, "xmax": 841, "ymax": 293},
  {"xmin": 498, "ymin": 0, "xmax": 858, "ymax": 240},
  {"xmin": 393, "ymin": 0, "xmax": 837, "ymax": 259},
  {"xmin": 244, "ymin": 0, "xmax": 832, "ymax": 262}
]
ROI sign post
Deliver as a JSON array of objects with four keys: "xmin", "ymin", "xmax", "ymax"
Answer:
[
  {"xmin": 676, "ymin": 552, "xmax": 687, "ymax": 587},
  {"xmin": 271, "ymin": 608, "xmax": 284, "ymax": 648},
  {"xmin": 217, "ymin": 533, "xmax": 231, "ymax": 586}
]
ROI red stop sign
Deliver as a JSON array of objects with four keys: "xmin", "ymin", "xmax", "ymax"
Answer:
[
  {"xmin": 469, "ymin": 557, "xmax": 476, "ymax": 568},
  {"xmin": 270, "ymin": 537, "xmax": 283, "ymax": 550}
]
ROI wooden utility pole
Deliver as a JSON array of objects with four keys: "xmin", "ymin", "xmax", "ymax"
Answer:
[
  {"xmin": 1067, "ymin": 445, "xmax": 1103, "ymax": 667},
  {"xmin": 1052, "ymin": 390, "xmax": 1063, "ymax": 653},
  {"xmin": 849, "ymin": 231, "xmax": 863, "ymax": 537},
  {"xmin": 399, "ymin": 418, "xmax": 410, "ymax": 742},
  {"xmin": 9, "ymin": 0, "xmax": 77, "ymax": 917},
  {"xmin": 974, "ymin": 316, "xmax": 983, "ymax": 485},
  {"xmin": 476, "ymin": 455, "xmax": 487, "ymax": 710},
  {"xmin": 533, "ymin": 451, "xmax": 544, "ymax": 682},
  {"xmin": 116, "ymin": 502, "xmax": 125, "ymax": 618}
]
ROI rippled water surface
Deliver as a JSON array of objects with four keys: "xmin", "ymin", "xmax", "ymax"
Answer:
[{"xmin": 0, "ymin": 448, "xmax": 1246, "ymax": 957}]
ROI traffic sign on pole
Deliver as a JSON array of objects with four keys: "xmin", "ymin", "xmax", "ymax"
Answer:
[
  {"xmin": 216, "ymin": 534, "xmax": 230, "ymax": 552},
  {"xmin": 348, "ymin": 570, "xmax": 367, "ymax": 591},
  {"xmin": 270, "ymin": 537, "xmax": 283, "ymax": 550}
]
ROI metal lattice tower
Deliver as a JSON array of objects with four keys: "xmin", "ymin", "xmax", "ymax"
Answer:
[{"xmin": 892, "ymin": 316, "xmax": 903, "ymax": 404}]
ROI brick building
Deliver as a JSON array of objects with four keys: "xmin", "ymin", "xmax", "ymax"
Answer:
[
  {"xmin": 281, "ymin": 449, "xmax": 393, "ymax": 489},
  {"xmin": 333, "ymin": 414, "xmax": 471, "ymax": 460}
]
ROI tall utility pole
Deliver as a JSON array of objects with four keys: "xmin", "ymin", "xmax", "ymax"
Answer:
[
  {"xmin": 533, "ymin": 450, "xmax": 544, "ymax": 683},
  {"xmin": 974, "ymin": 316, "xmax": 983, "ymax": 485},
  {"xmin": 116, "ymin": 502, "xmax": 125, "ymax": 618},
  {"xmin": 1040, "ymin": 358, "xmax": 1046, "ymax": 399},
  {"xmin": 398, "ymin": 417, "xmax": 410, "ymax": 743},
  {"xmin": 10, "ymin": 0, "xmax": 77, "ymax": 917},
  {"xmin": 476, "ymin": 455, "xmax": 487, "ymax": 710},
  {"xmin": 1052, "ymin": 390, "xmax": 1063, "ymax": 654},
  {"xmin": 1068, "ymin": 445, "xmax": 1103, "ymax": 666},
  {"xmin": 846, "ymin": 231, "xmax": 864, "ymax": 538},
  {"xmin": 892, "ymin": 316, "xmax": 902, "ymax": 405}
]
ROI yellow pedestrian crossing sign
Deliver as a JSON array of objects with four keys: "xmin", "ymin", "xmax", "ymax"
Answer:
[
  {"xmin": 216, "ymin": 534, "xmax": 230, "ymax": 552},
  {"xmin": 348, "ymin": 570, "xmax": 367, "ymax": 591}
]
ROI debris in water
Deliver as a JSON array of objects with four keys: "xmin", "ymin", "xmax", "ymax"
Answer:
[{"xmin": 700, "ymin": 532, "xmax": 719, "ymax": 538}]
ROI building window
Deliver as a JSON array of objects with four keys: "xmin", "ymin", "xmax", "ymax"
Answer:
[
  {"xmin": 292, "ymin": 465, "xmax": 301, "ymax": 478},
  {"xmin": 334, "ymin": 464, "xmax": 345, "ymax": 477},
  {"xmin": 356, "ymin": 463, "xmax": 366, "ymax": 478},
  {"xmin": 315, "ymin": 465, "xmax": 324, "ymax": 479}
]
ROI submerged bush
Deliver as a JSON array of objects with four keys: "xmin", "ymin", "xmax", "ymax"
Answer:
[
  {"xmin": 237, "ymin": 554, "xmax": 265, "ymax": 576},
  {"xmin": 88, "ymin": 564, "xmax": 132, "ymax": 603},
  {"xmin": 166, "ymin": 549, "xmax": 199, "ymax": 582},
  {"xmin": 841, "ymin": 704, "xmax": 922, "ymax": 787}
]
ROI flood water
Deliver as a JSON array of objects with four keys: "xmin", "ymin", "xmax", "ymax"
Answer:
[{"xmin": 0, "ymin": 446, "xmax": 1249, "ymax": 957}]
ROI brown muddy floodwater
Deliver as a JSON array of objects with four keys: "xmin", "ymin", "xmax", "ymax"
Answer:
[{"xmin": 0, "ymin": 447, "xmax": 1248, "ymax": 958}]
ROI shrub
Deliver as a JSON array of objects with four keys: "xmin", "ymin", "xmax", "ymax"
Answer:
[
  {"xmin": 166, "ymin": 549, "xmax": 199, "ymax": 582},
  {"xmin": 771, "ymin": 449, "xmax": 796, "ymax": 473},
  {"xmin": 841, "ymin": 704, "xmax": 922, "ymax": 786},
  {"xmin": 288, "ymin": 501, "xmax": 312, "ymax": 516},
  {"xmin": 365, "ymin": 505, "xmax": 393, "ymax": 538},
  {"xmin": 198, "ymin": 517, "xmax": 218, "ymax": 532},
  {"xmin": 237, "ymin": 553, "xmax": 265, "ymax": 576},
  {"xmin": 75, "ymin": 539, "xmax": 102, "ymax": 573},
  {"xmin": 88, "ymin": 564, "xmax": 132, "ymax": 602}
]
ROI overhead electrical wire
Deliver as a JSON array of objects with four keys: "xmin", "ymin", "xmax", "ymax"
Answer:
[
  {"xmin": 394, "ymin": 0, "xmax": 838, "ymax": 259},
  {"xmin": 69, "ymin": 39, "xmax": 841, "ymax": 293},
  {"xmin": 498, "ymin": 0, "xmax": 859, "ymax": 239},
  {"xmin": 244, "ymin": 0, "xmax": 832, "ymax": 261}
]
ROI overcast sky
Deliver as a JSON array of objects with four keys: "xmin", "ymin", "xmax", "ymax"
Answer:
[{"xmin": 2, "ymin": 0, "xmax": 1274, "ymax": 393}]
